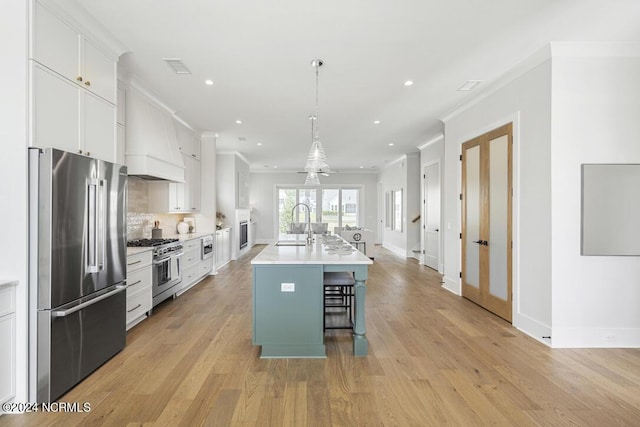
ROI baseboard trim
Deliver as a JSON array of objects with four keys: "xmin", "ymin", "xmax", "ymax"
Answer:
[
  {"xmin": 512, "ymin": 312, "xmax": 552, "ymax": 347},
  {"xmin": 442, "ymin": 275, "xmax": 460, "ymax": 295},
  {"xmin": 551, "ymin": 327, "xmax": 640, "ymax": 348}
]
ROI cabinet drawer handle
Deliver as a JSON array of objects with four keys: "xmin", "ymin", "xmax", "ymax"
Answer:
[
  {"xmin": 129, "ymin": 279, "xmax": 142, "ymax": 286},
  {"xmin": 77, "ymin": 149, "xmax": 83, "ymax": 154},
  {"xmin": 192, "ymin": 154, "xmax": 196, "ymax": 158},
  {"xmin": 86, "ymin": 151, "xmax": 91, "ymax": 156},
  {"xmin": 76, "ymin": 76, "xmax": 83, "ymax": 82},
  {"xmin": 84, "ymin": 80, "xmax": 91, "ymax": 86},
  {"xmin": 127, "ymin": 303, "xmax": 142, "ymax": 313},
  {"xmin": 128, "ymin": 260, "xmax": 142, "ymax": 266}
]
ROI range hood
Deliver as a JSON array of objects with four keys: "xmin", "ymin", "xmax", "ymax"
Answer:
[{"xmin": 125, "ymin": 83, "xmax": 185, "ymax": 182}]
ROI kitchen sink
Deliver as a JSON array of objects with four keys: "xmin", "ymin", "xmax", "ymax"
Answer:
[{"xmin": 275, "ymin": 240, "xmax": 307, "ymax": 246}]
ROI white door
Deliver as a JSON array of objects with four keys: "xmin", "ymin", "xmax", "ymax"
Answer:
[
  {"xmin": 423, "ymin": 162, "xmax": 440, "ymax": 270},
  {"xmin": 377, "ymin": 182, "xmax": 384, "ymax": 245}
]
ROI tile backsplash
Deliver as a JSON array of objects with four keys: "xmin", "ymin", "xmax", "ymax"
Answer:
[{"xmin": 127, "ymin": 177, "xmax": 182, "ymax": 239}]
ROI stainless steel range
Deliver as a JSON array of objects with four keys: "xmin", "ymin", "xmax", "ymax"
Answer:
[{"xmin": 127, "ymin": 238, "xmax": 183, "ymax": 307}]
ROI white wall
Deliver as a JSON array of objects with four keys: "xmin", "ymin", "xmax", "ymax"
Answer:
[
  {"xmin": 550, "ymin": 46, "xmax": 640, "ymax": 347},
  {"xmin": 378, "ymin": 153, "xmax": 421, "ymax": 257},
  {"xmin": 249, "ymin": 172, "xmax": 379, "ymax": 242},
  {"xmin": 195, "ymin": 132, "xmax": 217, "ymax": 233},
  {"xmin": 443, "ymin": 48, "xmax": 553, "ymax": 342},
  {"xmin": 1, "ymin": 0, "xmax": 29, "ymax": 403},
  {"xmin": 442, "ymin": 43, "xmax": 640, "ymax": 348}
]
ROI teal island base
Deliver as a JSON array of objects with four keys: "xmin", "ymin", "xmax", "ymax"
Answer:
[{"xmin": 252, "ymin": 260, "xmax": 369, "ymax": 358}]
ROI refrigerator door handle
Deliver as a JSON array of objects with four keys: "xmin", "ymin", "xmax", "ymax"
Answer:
[
  {"xmin": 51, "ymin": 285, "xmax": 126, "ymax": 318},
  {"xmin": 87, "ymin": 178, "xmax": 99, "ymax": 273},
  {"xmin": 97, "ymin": 179, "xmax": 106, "ymax": 271},
  {"xmin": 87, "ymin": 178, "xmax": 106, "ymax": 273}
]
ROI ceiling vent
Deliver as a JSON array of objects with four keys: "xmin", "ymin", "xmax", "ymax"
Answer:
[
  {"xmin": 163, "ymin": 58, "xmax": 192, "ymax": 74},
  {"xmin": 238, "ymin": 137, "xmax": 247, "ymax": 142},
  {"xmin": 457, "ymin": 80, "xmax": 483, "ymax": 91}
]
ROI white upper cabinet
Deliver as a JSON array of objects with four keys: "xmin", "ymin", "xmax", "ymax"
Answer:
[
  {"xmin": 31, "ymin": 1, "xmax": 116, "ymax": 104},
  {"xmin": 32, "ymin": 63, "xmax": 80, "ymax": 154},
  {"xmin": 175, "ymin": 121, "xmax": 201, "ymax": 159},
  {"xmin": 148, "ymin": 152, "xmax": 201, "ymax": 213},
  {"xmin": 29, "ymin": 0, "xmax": 120, "ymax": 163},
  {"xmin": 83, "ymin": 90, "xmax": 117, "ymax": 162},
  {"xmin": 32, "ymin": 62, "xmax": 116, "ymax": 163}
]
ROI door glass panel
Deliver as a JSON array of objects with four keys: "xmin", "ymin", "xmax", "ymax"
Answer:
[
  {"xmin": 489, "ymin": 135, "xmax": 509, "ymax": 299},
  {"xmin": 465, "ymin": 145, "xmax": 480, "ymax": 288},
  {"xmin": 322, "ymin": 188, "xmax": 339, "ymax": 231},
  {"xmin": 342, "ymin": 188, "xmax": 359, "ymax": 228}
]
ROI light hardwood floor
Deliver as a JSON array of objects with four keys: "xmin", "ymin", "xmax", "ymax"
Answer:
[{"xmin": 3, "ymin": 245, "xmax": 640, "ymax": 426}]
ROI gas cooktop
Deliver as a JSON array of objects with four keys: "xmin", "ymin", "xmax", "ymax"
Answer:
[{"xmin": 127, "ymin": 238, "xmax": 179, "ymax": 247}]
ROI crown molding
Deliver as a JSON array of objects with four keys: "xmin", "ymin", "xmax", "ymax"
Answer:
[{"xmin": 417, "ymin": 133, "xmax": 444, "ymax": 151}]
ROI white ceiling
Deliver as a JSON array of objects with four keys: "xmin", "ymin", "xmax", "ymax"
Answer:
[{"xmin": 69, "ymin": 0, "xmax": 640, "ymax": 172}]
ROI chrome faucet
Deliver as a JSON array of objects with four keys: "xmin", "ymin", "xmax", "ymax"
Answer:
[{"xmin": 291, "ymin": 202, "xmax": 314, "ymax": 245}]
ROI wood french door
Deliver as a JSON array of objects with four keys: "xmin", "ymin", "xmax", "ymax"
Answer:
[{"xmin": 461, "ymin": 123, "xmax": 512, "ymax": 322}]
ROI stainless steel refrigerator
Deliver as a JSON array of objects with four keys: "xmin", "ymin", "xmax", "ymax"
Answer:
[{"xmin": 29, "ymin": 148, "xmax": 127, "ymax": 402}]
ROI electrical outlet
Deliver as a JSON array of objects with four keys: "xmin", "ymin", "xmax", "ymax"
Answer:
[
  {"xmin": 605, "ymin": 334, "xmax": 616, "ymax": 342},
  {"xmin": 281, "ymin": 282, "xmax": 295, "ymax": 292}
]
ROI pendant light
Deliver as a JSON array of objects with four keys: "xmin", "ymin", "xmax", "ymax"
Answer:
[
  {"xmin": 304, "ymin": 114, "xmax": 321, "ymax": 185},
  {"xmin": 304, "ymin": 59, "xmax": 329, "ymax": 173}
]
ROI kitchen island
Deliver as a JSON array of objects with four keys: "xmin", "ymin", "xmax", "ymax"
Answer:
[{"xmin": 251, "ymin": 237, "xmax": 373, "ymax": 358}]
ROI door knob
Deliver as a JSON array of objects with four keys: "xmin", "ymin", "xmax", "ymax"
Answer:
[{"xmin": 473, "ymin": 240, "xmax": 488, "ymax": 246}]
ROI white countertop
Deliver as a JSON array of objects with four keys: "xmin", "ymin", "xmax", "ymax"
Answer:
[
  {"xmin": 251, "ymin": 236, "xmax": 373, "ymax": 265},
  {"xmin": 162, "ymin": 231, "xmax": 215, "ymax": 242}
]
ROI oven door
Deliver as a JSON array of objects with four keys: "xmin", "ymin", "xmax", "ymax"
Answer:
[{"xmin": 152, "ymin": 254, "xmax": 182, "ymax": 297}]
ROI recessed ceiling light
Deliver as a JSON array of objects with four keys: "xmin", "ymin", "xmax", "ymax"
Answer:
[
  {"xmin": 235, "ymin": 120, "xmax": 242, "ymax": 124},
  {"xmin": 404, "ymin": 80, "xmax": 414, "ymax": 86},
  {"xmin": 359, "ymin": 166, "xmax": 364, "ymax": 169},
  {"xmin": 257, "ymin": 142, "xmax": 263, "ymax": 146},
  {"xmin": 458, "ymin": 80, "xmax": 483, "ymax": 91},
  {"xmin": 204, "ymin": 79, "xmax": 214, "ymax": 86},
  {"xmin": 273, "ymin": 165, "xmax": 278, "ymax": 168},
  {"xmin": 373, "ymin": 120, "xmax": 381, "ymax": 124},
  {"xmin": 388, "ymin": 143, "xmax": 395, "ymax": 147}
]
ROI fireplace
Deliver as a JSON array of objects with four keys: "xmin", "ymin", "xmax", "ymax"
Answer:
[{"xmin": 239, "ymin": 220, "xmax": 248, "ymax": 249}]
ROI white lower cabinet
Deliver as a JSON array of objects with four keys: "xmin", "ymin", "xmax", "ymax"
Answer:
[
  {"xmin": 126, "ymin": 251, "xmax": 152, "ymax": 330},
  {"xmin": 177, "ymin": 235, "xmax": 214, "ymax": 295},
  {"xmin": 216, "ymin": 228, "xmax": 232, "ymax": 269},
  {"xmin": 0, "ymin": 282, "xmax": 17, "ymax": 405}
]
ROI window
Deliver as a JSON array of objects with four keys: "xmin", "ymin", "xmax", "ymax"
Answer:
[
  {"xmin": 276, "ymin": 186, "xmax": 362, "ymax": 235},
  {"xmin": 341, "ymin": 188, "xmax": 359, "ymax": 228},
  {"xmin": 321, "ymin": 188, "xmax": 339, "ymax": 232},
  {"xmin": 385, "ymin": 188, "xmax": 403, "ymax": 231}
]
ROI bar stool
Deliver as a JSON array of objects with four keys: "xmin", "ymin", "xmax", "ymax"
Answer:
[{"xmin": 323, "ymin": 271, "xmax": 355, "ymax": 330}]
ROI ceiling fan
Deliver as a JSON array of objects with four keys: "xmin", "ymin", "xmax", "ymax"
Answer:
[{"xmin": 297, "ymin": 169, "xmax": 336, "ymax": 176}]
